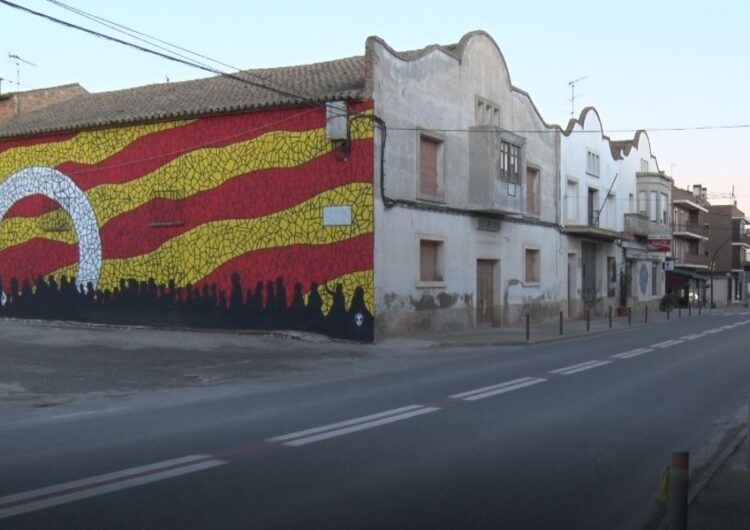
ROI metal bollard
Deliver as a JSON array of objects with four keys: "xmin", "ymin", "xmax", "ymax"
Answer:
[
  {"xmin": 628, "ymin": 307, "xmax": 632, "ymax": 326},
  {"xmin": 667, "ymin": 307, "xmax": 671, "ymax": 320},
  {"xmin": 609, "ymin": 306, "xmax": 613, "ymax": 328},
  {"xmin": 678, "ymin": 306, "xmax": 682, "ymax": 319},
  {"xmin": 526, "ymin": 313, "xmax": 530, "ymax": 342},
  {"xmin": 586, "ymin": 309, "xmax": 590, "ymax": 332},
  {"xmin": 698, "ymin": 304, "xmax": 702, "ymax": 316},
  {"xmin": 688, "ymin": 304, "xmax": 692, "ymax": 317},
  {"xmin": 645, "ymin": 306, "xmax": 649, "ymax": 323},
  {"xmin": 668, "ymin": 451, "xmax": 689, "ymax": 530},
  {"xmin": 559, "ymin": 311, "xmax": 563, "ymax": 336}
]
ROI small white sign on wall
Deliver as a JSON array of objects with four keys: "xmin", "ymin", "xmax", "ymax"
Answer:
[{"xmin": 323, "ymin": 205, "xmax": 353, "ymax": 226}]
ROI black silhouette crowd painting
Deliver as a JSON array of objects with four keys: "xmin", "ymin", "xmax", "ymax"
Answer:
[{"xmin": 0, "ymin": 273, "xmax": 374, "ymax": 342}]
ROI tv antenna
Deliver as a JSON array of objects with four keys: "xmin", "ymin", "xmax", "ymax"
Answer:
[
  {"xmin": 8, "ymin": 52, "xmax": 36, "ymax": 114},
  {"xmin": 568, "ymin": 76, "xmax": 588, "ymax": 117}
]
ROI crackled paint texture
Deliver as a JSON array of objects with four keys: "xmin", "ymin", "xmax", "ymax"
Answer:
[{"xmin": 0, "ymin": 104, "xmax": 375, "ymax": 341}]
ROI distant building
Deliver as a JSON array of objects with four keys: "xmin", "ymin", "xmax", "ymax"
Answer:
[
  {"xmin": 668, "ymin": 185, "xmax": 710, "ymax": 306},
  {"xmin": 707, "ymin": 203, "xmax": 750, "ymax": 306},
  {"xmin": 0, "ymin": 84, "xmax": 87, "ymax": 121}
]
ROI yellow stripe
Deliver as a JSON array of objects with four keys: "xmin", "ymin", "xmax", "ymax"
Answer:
[
  {"xmin": 50, "ymin": 183, "xmax": 373, "ymax": 290},
  {"xmin": 311, "ymin": 270, "xmax": 374, "ymax": 315},
  {"xmin": 0, "ymin": 121, "xmax": 190, "ymax": 181},
  {"xmin": 0, "ymin": 116, "xmax": 374, "ymax": 253}
]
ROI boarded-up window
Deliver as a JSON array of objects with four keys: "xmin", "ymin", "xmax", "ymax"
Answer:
[
  {"xmin": 420, "ymin": 239, "xmax": 443, "ymax": 282},
  {"xmin": 419, "ymin": 136, "xmax": 440, "ymax": 198},
  {"xmin": 525, "ymin": 248, "xmax": 540, "ymax": 283},
  {"xmin": 527, "ymin": 167, "xmax": 539, "ymax": 216}
]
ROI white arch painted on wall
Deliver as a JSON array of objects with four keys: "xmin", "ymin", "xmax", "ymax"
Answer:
[{"xmin": 0, "ymin": 166, "xmax": 102, "ymax": 289}]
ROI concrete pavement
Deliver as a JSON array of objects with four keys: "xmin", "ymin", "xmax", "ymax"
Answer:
[{"xmin": 0, "ymin": 309, "xmax": 750, "ymax": 528}]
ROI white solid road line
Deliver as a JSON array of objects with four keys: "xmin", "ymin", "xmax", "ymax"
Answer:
[
  {"xmin": 0, "ymin": 454, "xmax": 225, "ymax": 520},
  {"xmin": 680, "ymin": 334, "xmax": 704, "ymax": 341},
  {"xmin": 269, "ymin": 405, "xmax": 440, "ymax": 447},
  {"xmin": 611, "ymin": 348, "xmax": 654, "ymax": 360},
  {"xmin": 703, "ymin": 328, "xmax": 723, "ymax": 334},
  {"xmin": 651, "ymin": 339, "xmax": 685, "ymax": 349},
  {"xmin": 549, "ymin": 360, "xmax": 612, "ymax": 375},
  {"xmin": 456, "ymin": 378, "xmax": 547, "ymax": 402}
]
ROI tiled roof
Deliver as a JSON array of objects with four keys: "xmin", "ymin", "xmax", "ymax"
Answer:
[{"xmin": 0, "ymin": 55, "xmax": 367, "ymax": 139}]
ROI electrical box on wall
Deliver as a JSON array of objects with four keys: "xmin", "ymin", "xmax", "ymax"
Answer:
[{"xmin": 326, "ymin": 101, "xmax": 348, "ymax": 141}]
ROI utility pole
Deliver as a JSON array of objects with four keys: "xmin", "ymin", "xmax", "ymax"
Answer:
[{"xmin": 568, "ymin": 76, "xmax": 588, "ymax": 117}]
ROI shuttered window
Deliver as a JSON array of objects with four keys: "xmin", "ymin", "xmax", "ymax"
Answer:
[
  {"xmin": 419, "ymin": 136, "xmax": 440, "ymax": 198},
  {"xmin": 420, "ymin": 240, "xmax": 443, "ymax": 282}
]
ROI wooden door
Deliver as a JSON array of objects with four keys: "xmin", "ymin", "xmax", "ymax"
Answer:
[{"xmin": 476, "ymin": 260, "xmax": 496, "ymax": 325}]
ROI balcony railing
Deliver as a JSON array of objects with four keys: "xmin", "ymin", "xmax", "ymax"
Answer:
[
  {"xmin": 623, "ymin": 214, "xmax": 669, "ymax": 237},
  {"xmin": 681, "ymin": 253, "xmax": 709, "ymax": 267},
  {"xmin": 672, "ymin": 222, "xmax": 708, "ymax": 239}
]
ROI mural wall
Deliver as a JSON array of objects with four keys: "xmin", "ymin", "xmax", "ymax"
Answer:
[{"xmin": 0, "ymin": 103, "xmax": 375, "ymax": 341}]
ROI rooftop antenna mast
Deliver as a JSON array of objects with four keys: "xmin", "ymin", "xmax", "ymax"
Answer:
[
  {"xmin": 8, "ymin": 52, "xmax": 36, "ymax": 115},
  {"xmin": 568, "ymin": 76, "xmax": 587, "ymax": 117}
]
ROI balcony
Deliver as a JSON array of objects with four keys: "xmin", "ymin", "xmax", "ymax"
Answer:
[
  {"xmin": 623, "ymin": 214, "xmax": 669, "ymax": 238},
  {"xmin": 672, "ymin": 222, "xmax": 709, "ymax": 240},
  {"xmin": 680, "ymin": 253, "xmax": 709, "ymax": 268}
]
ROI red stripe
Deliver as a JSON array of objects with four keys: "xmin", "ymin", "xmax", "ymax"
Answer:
[
  {"xmin": 55, "ymin": 107, "xmax": 330, "ymax": 191},
  {"xmin": 193, "ymin": 234, "xmax": 373, "ymax": 305},
  {"xmin": 0, "ymin": 234, "xmax": 372, "ymax": 300},
  {"xmin": 0, "ymin": 239, "xmax": 78, "ymax": 285},
  {"xmin": 0, "ymin": 131, "xmax": 78, "ymax": 155},
  {"xmin": 99, "ymin": 139, "xmax": 372, "ymax": 258}
]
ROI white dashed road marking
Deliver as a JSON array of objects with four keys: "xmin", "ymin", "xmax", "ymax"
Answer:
[
  {"xmin": 680, "ymin": 334, "xmax": 704, "ymax": 341},
  {"xmin": 549, "ymin": 360, "xmax": 612, "ymax": 375},
  {"xmin": 0, "ymin": 455, "xmax": 225, "ymax": 520},
  {"xmin": 611, "ymin": 348, "xmax": 654, "ymax": 360},
  {"xmin": 268, "ymin": 405, "xmax": 440, "ymax": 447},
  {"xmin": 651, "ymin": 339, "xmax": 684, "ymax": 349},
  {"xmin": 450, "ymin": 377, "xmax": 547, "ymax": 401}
]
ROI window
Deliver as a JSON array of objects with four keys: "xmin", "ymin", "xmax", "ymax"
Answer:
[
  {"xmin": 476, "ymin": 98, "xmax": 500, "ymax": 127},
  {"xmin": 587, "ymin": 188, "xmax": 599, "ymax": 226},
  {"xmin": 608, "ymin": 257, "xmax": 617, "ymax": 283},
  {"xmin": 629, "ymin": 193, "xmax": 635, "ymax": 214},
  {"xmin": 640, "ymin": 159, "xmax": 649, "ymax": 172},
  {"xmin": 638, "ymin": 191, "xmax": 647, "ymax": 217},
  {"xmin": 651, "ymin": 262, "xmax": 658, "ymax": 295},
  {"xmin": 649, "ymin": 191, "xmax": 658, "ymax": 222},
  {"xmin": 419, "ymin": 239, "xmax": 444, "ymax": 283},
  {"xmin": 586, "ymin": 150, "xmax": 600, "ymax": 176},
  {"xmin": 419, "ymin": 135, "xmax": 442, "ymax": 199},
  {"xmin": 660, "ymin": 192, "xmax": 668, "ymax": 224},
  {"xmin": 526, "ymin": 167, "xmax": 539, "ymax": 216},
  {"xmin": 499, "ymin": 141, "xmax": 520, "ymax": 183},
  {"xmin": 525, "ymin": 248, "xmax": 540, "ymax": 284}
]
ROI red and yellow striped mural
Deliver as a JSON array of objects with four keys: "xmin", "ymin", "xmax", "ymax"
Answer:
[{"xmin": 0, "ymin": 103, "xmax": 375, "ymax": 340}]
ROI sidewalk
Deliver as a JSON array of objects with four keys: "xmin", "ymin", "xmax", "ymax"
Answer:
[
  {"xmin": 401, "ymin": 306, "xmax": 747, "ymax": 348},
  {"xmin": 688, "ymin": 429, "xmax": 749, "ymax": 529}
]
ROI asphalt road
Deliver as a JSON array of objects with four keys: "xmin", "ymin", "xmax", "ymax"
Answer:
[{"xmin": 1, "ymin": 311, "xmax": 749, "ymax": 529}]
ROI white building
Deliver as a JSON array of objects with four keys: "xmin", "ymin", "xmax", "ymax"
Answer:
[{"xmin": 369, "ymin": 31, "xmax": 567, "ymax": 337}]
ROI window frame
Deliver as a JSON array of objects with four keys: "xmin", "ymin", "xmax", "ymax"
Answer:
[
  {"xmin": 417, "ymin": 132, "xmax": 445, "ymax": 202},
  {"xmin": 524, "ymin": 246, "xmax": 541, "ymax": 286},
  {"xmin": 418, "ymin": 237, "xmax": 446, "ymax": 287}
]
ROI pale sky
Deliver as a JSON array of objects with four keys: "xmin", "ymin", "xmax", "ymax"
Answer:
[{"xmin": 2, "ymin": 0, "xmax": 749, "ymax": 211}]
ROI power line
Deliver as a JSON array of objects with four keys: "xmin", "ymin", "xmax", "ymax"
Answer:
[
  {"xmin": 387, "ymin": 124, "xmax": 750, "ymax": 134},
  {"xmin": 0, "ymin": 0, "xmax": 320, "ymax": 108},
  {"xmin": 41, "ymin": 0, "xmax": 307, "ymax": 104}
]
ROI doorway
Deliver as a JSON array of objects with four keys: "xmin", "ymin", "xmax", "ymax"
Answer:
[{"xmin": 476, "ymin": 260, "xmax": 497, "ymax": 326}]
